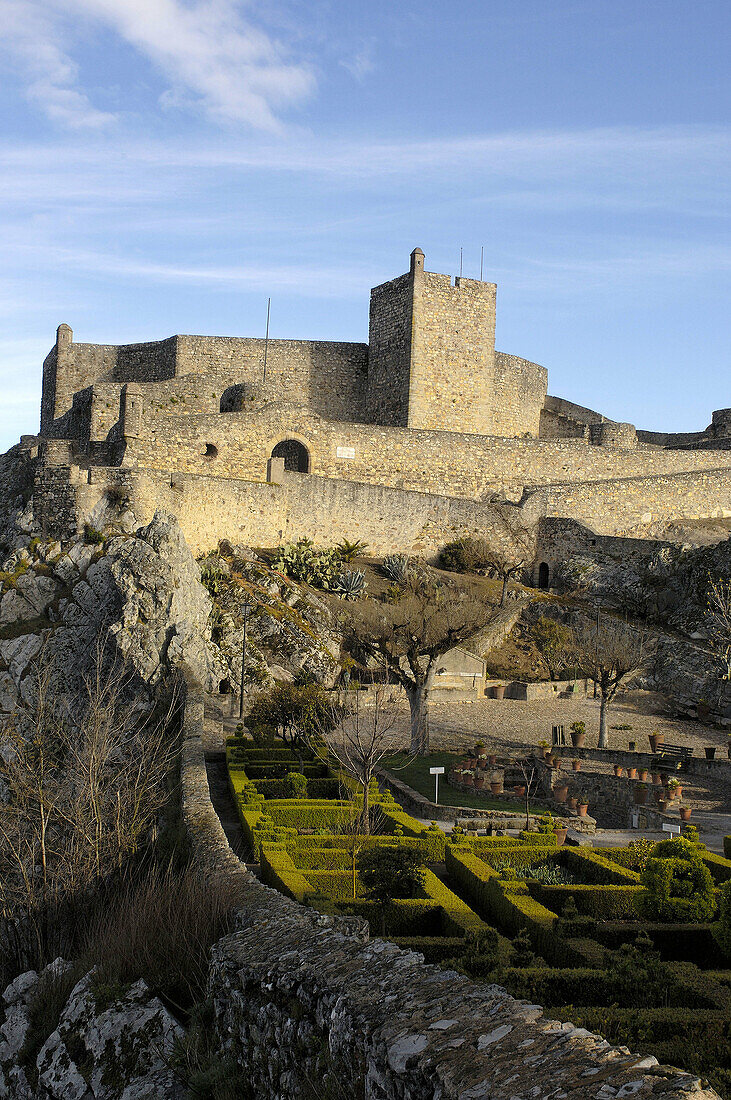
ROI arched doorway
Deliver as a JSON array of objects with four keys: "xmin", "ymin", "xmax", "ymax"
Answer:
[
  {"xmin": 271, "ymin": 439, "xmax": 310, "ymax": 473},
  {"xmin": 537, "ymin": 562, "xmax": 550, "ymax": 589}
]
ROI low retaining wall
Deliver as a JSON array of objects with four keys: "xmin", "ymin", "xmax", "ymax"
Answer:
[{"xmin": 179, "ymin": 671, "xmax": 720, "ymax": 1100}]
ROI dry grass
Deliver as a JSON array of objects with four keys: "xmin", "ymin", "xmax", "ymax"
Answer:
[{"xmin": 79, "ymin": 860, "xmax": 240, "ymax": 1015}]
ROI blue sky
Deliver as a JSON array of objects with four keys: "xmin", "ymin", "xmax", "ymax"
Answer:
[{"xmin": 0, "ymin": 0, "xmax": 728, "ymax": 451}]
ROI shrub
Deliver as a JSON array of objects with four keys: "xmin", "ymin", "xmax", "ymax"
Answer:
[
  {"xmin": 336, "ymin": 539, "xmax": 369, "ymax": 563},
  {"xmin": 271, "ymin": 539, "xmax": 343, "ymax": 589},
  {"xmin": 641, "ymin": 854, "xmax": 716, "ymax": 923},
  {"xmin": 357, "ymin": 846, "xmax": 424, "ymax": 904},
  {"xmin": 439, "ymin": 539, "xmax": 484, "ymax": 574},
  {"xmin": 283, "ymin": 771, "xmax": 308, "ymax": 798},
  {"xmin": 381, "ymin": 554, "xmax": 412, "ymax": 584},
  {"xmin": 712, "ymin": 880, "xmax": 731, "ymax": 959}
]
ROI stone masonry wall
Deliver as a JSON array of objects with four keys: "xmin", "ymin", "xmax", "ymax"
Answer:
[
  {"xmin": 179, "ymin": 672, "xmax": 720, "ymax": 1100},
  {"xmin": 493, "ymin": 352, "xmax": 548, "ymax": 437},
  {"xmin": 74, "ymin": 465, "xmax": 542, "ymax": 558},
  {"xmin": 122, "ymin": 402, "xmax": 731, "ymax": 502},
  {"xmin": 367, "ymin": 272, "xmax": 413, "ymax": 427},
  {"xmin": 409, "ymin": 271, "xmax": 497, "ymax": 434}
]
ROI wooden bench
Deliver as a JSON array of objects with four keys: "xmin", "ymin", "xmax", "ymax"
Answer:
[{"xmin": 654, "ymin": 744, "xmax": 693, "ymax": 772}]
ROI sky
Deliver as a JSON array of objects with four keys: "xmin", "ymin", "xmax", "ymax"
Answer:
[{"xmin": 0, "ymin": 0, "xmax": 729, "ymax": 452}]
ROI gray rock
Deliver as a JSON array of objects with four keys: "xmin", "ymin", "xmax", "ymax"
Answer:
[{"xmin": 0, "ymin": 634, "xmax": 42, "ymax": 682}]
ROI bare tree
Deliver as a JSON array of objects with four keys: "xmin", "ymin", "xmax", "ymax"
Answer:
[
  {"xmin": 316, "ymin": 686, "xmax": 402, "ymax": 835},
  {"xmin": 482, "ymin": 504, "xmax": 537, "ymax": 606},
  {"xmin": 516, "ymin": 759, "xmax": 537, "ymax": 830},
  {"xmin": 530, "ymin": 616, "xmax": 574, "ymax": 680},
  {"xmin": 707, "ymin": 576, "xmax": 731, "ymax": 687},
  {"xmin": 0, "ymin": 639, "xmax": 179, "ymax": 973},
  {"xmin": 339, "ymin": 581, "xmax": 499, "ymax": 755},
  {"xmin": 570, "ymin": 616, "xmax": 651, "ymax": 749}
]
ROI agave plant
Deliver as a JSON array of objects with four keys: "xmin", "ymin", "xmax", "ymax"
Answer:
[
  {"xmin": 381, "ymin": 554, "xmax": 411, "ymax": 584},
  {"xmin": 333, "ymin": 569, "xmax": 367, "ymax": 600}
]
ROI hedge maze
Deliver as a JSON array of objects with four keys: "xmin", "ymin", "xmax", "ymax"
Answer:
[{"xmin": 227, "ymin": 736, "xmax": 731, "ymax": 1097}]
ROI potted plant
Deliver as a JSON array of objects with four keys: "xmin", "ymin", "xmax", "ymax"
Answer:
[
  {"xmin": 462, "ymin": 770, "xmax": 474, "ymax": 788},
  {"xmin": 571, "ymin": 758, "xmax": 581, "ymax": 772},
  {"xmin": 649, "ymin": 730, "xmax": 665, "ymax": 753},
  {"xmin": 705, "ymin": 746, "xmax": 716, "ymax": 761},
  {"xmin": 679, "ymin": 804, "xmax": 692, "ymax": 822},
  {"xmin": 553, "ymin": 781, "xmax": 569, "ymax": 804},
  {"xmin": 513, "ymin": 784, "xmax": 526, "ymax": 796},
  {"xmin": 634, "ymin": 783, "xmax": 648, "ymax": 805},
  {"xmin": 638, "ymin": 767, "xmax": 649, "ymax": 782},
  {"xmin": 538, "ymin": 740, "xmax": 551, "ymax": 761},
  {"xmin": 474, "ymin": 741, "xmax": 486, "ymax": 757},
  {"xmin": 490, "ymin": 777, "xmax": 504, "ymax": 796},
  {"xmin": 627, "ymin": 766, "xmax": 637, "ymax": 780},
  {"xmin": 553, "ymin": 824, "xmax": 568, "ymax": 846},
  {"xmin": 493, "ymin": 684, "xmax": 506, "ymax": 700},
  {"xmin": 653, "ymin": 772, "xmax": 663, "ymax": 786},
  {"xmin": 567, "ymin": 796, "xmax": 578, "ymax": 811},
  {"xmin": 473, "ymin": 773, "xmax": 486, "ymax": 790},
  {"xmin": 577, "ymin": 801, "xmax": 589, "ymax": 817},
  {"xmin": 613, "ymin": 764, "xmax": 624, "ymax": 777},
  {"xmin": 667, "ymin": 777, "xmax": 681, "ymax": 801},
  {"xmin": 570, "ymin": 721, "xmax": 586, "ymax": 749}
]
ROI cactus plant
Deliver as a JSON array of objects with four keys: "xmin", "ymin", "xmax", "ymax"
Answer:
[
  {"xmin": 382, "ymin": 553, "xmax": 411, "ymax": 584},
  {"xmin": 333, "ymin": 569, "xmax": 367, "ymax": 600}
]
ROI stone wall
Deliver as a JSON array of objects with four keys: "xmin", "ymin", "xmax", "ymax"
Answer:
[
  {"xmin": 544, "ymin": 468, "xmax": 731, "ymax": 535},
  {"xmin": 409, "ymin": 270, "xmax": 497, "ymax": 434},
  {"xmin": 72, "ymin": 465, "xmax": 541, "ymax": 558},
  {"xmin": 179, "ymin": 672, "xmax": 720, "ymax": 1100},
  {"xmin": 367, "ymin": 271, "xmax": 413, "ymax": 427},
  {"xmin": 493, "ymin": 352, "xmax": 548, "ymax": 437},
  {"xmin": 120, "ymin": 402, "xmax": 731, "ymax": 502}
]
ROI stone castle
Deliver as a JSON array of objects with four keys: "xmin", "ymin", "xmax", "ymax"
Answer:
[{"xmin": 30, "ymin": 248, "xmax": 731, "ymax": 577}]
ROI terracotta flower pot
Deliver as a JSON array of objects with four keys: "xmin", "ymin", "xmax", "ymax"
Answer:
[
  {"xmin": 463, "ymin": 775, "xmax": 474, "ymax": 787},
  {"xmin": 649, "ymin": 733, "xmax": 665, "ymax": 753},
  {"xmin": 553, "ymin": 827, "xmax": 568, "ymax": 846},
  {"xmin": 488, "ymin": 754, "xmax": 498, "ymax": 767},
  {"xmin": 577, "ymin": 802, "xmax": 589, "ymax": 817},
  {"xmin": 490, "ymin": 781, "xmax": 503, "ymax": 795},
  {"xmin": 638, "ymin": 768, "xmax": 649, "ymax": 782},
  {"xmin": 551, "ymin": 757, "xmax": 561, "ymax": 770},
  {"xmin": 627, "ymin": 767, "xmax": 637, "ymax": 780},
  {"xmin": 473, "ymin": 776, "xmax": 485, "ymax": 790},
  {"xmin": 614, "ymin": 764, "xmax": 624, "ymax": 777},
  {"xmin": 571, "ymin": 731, "xmax": 586, "ymax": 748},
  {"xmin": 679, "ymin": 806, "xmax": 692, "ymax": 822},
  {"xmin": 634, "ymin": 787, "xmax": 647, "ymax": 805},
  {"xmin": 513, "ymin": 785, "xmax": 526, "ymax": 796},
  {"xmin": 567, "ymin": 796, "xmax": 578, "ymax": 811},
  {"xmin": 492, "ymin": 685, "xmax": 505, "ymax": 700},
  {"xmin": 553, "ymin": 783, "xmax": 569, "ymax": 804},
  {"xmin": 572, "ymin": 759, "xmax": 581, "ymax": 772},
  {"xmin": 653, "ymin": 773, "xmax": 663, "ymax": 786}
]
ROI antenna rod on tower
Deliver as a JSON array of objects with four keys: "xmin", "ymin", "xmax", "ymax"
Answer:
[
  {"xmin": 459, "ymin": 247, "xmax": 463, "ymax": 278},
  {"xmin": 262, "ymin": 297, "xmax": 271, "ymax": 382},
  {"xmin": 480, "ymin": 246, "xmax": 484, "ymax": 281}
]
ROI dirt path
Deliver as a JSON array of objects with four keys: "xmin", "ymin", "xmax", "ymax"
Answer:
[{"xmin": 204, "ymin": 754, "xmax": 249, "ymax": 860}]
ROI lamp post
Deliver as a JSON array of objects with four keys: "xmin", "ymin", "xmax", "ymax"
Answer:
[{"xmin": 239, "ymin": 601, "xmax": 253, "ymax": 721}]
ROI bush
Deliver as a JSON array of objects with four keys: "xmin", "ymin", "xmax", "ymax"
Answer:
[
  {"xmin": 381, "ymin": 806, "xmax": 446, "ymax": 861},
  {"xmin": 555, "ymin": 848, "xmax": 641, "ymax": 885},
  {"xmin": 641, "ymin": 854, "xmax": 717, "ymax": 923},
  {"xmin": 531, "ymin": 883, "xmax": 643, "ymax": 919},
  {"xmin": 439, "ymin": 539, "xmax": 484, "ymax": 574},
  {"xmin": 283, "ymin": 771, "xmax": 308, "ymax": 798},
  {"xmin": 357, "ymin": 846, "xmax": 424, "ymax": 905},
  {"xmin": 712, "ymin": 880, "xmax": 731, "ymax": 959}
]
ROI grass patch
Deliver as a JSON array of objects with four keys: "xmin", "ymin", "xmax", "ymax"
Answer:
[{"xmin": 383, "ymin": 752, "xmax": 555, "ymax": 814}]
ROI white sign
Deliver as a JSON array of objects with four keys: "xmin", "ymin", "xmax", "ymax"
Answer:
[
  {"xmin": 430, "ymin": 766, "xmax": 445, "ymax": 806},
  {"xmin": 662, "ymin": 823, "xmax": 681, "ymax": 835},
  {"xmin": 336, "ymin": 445, "xmax": 355, "ymax": 459}
]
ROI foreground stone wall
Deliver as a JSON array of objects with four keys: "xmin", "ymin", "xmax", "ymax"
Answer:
[{"xmin": 179, "ymin": 674, "xmax": 720, "ymax": 1100}]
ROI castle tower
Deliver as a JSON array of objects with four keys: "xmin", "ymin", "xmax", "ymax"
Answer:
[{"xmin": 367, "ymin": 249, "xmax": 497, "ymax": 434}]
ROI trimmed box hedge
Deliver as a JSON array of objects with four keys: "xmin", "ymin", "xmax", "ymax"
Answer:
[
  {"xmin": 529, "ymin": 882, "xmax": 644, "ymax": 919},
  {"xmin": 555, "ymin": 848, "xmax": 641, "ymax": 885}
]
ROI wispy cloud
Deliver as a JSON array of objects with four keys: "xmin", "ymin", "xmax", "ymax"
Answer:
[
  {"xmin": 71, "ymin": 0, "xmax": 313, "ymax": 129},
  {"xmin": 339, "ymin": 39, "xmax": 375, "ymax": 83},
  {"xmin": 0, "ymin": 0, "xmax": 114, "ymax": 128}
]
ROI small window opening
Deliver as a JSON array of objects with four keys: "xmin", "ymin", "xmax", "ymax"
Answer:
[
  {"xmin": 203, "ymin": 443, "xmax": 218, "ymax": 459},
  {"xmin": 219, "ymin": 678, "xmax": 232, "ymax": 695}
]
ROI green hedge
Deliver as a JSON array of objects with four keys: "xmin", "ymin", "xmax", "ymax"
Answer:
[
  {"xmin": 592, "ymin": 921, "xmax": 718, "ymax": 965},
  {"xmin": 501, "ymin": 966, "xmax": 711, "ymax": 1009},
  {"xmin": 332, "ymin": 898, "xmax": 443, "ymax": 936},
  {"xmin": 388, "ymin": 936, "xmax": 468, "ymax": 962},
  {"xmin": 418, "ymin": 868, "xmax": 486, "ymax": 937},
  {"xmin": 305, "ymin": 870, "xmax": 363, "ymax": 901},
  {"xmin": 472, "ymin": 845, "xmax": 553, "ymax": 872},
  {"xmin": 555, "ymin": 848, "xmax": 641, "ymax": 885},
  {"xmin": 244, "ymin": 777, "xmax": 343, "ymax": 800},
  {"xmin": 243, "ymin": 762, "xmax": 330, "ymax": 779},
  {"xmin": 263, "ymin": 799, "xmax": 355, "ymax": 829},
  {"xmin": 530, "ymin": 883, "xmax": 644, "ymax": 919},
  {"xmin": 260, "ymin": 844, "xmax": 314, "ymax": 902},
  {"xmin": 703, "ymin": 850, "xmax": 731, "ymax": 884},
  {"xmin": 380, "ymin": 806, "xmax": 446, "ymax": 861}
]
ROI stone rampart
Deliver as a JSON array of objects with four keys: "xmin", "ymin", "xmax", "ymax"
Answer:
[{"xmin": 179, "ymin": 672, "xmax": 720, "ymax": 1100}]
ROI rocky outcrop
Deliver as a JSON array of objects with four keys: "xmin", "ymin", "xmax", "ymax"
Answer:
[{"xmin": 0, "ymin": 965, "xmax": 183, "ymax": 1099}]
